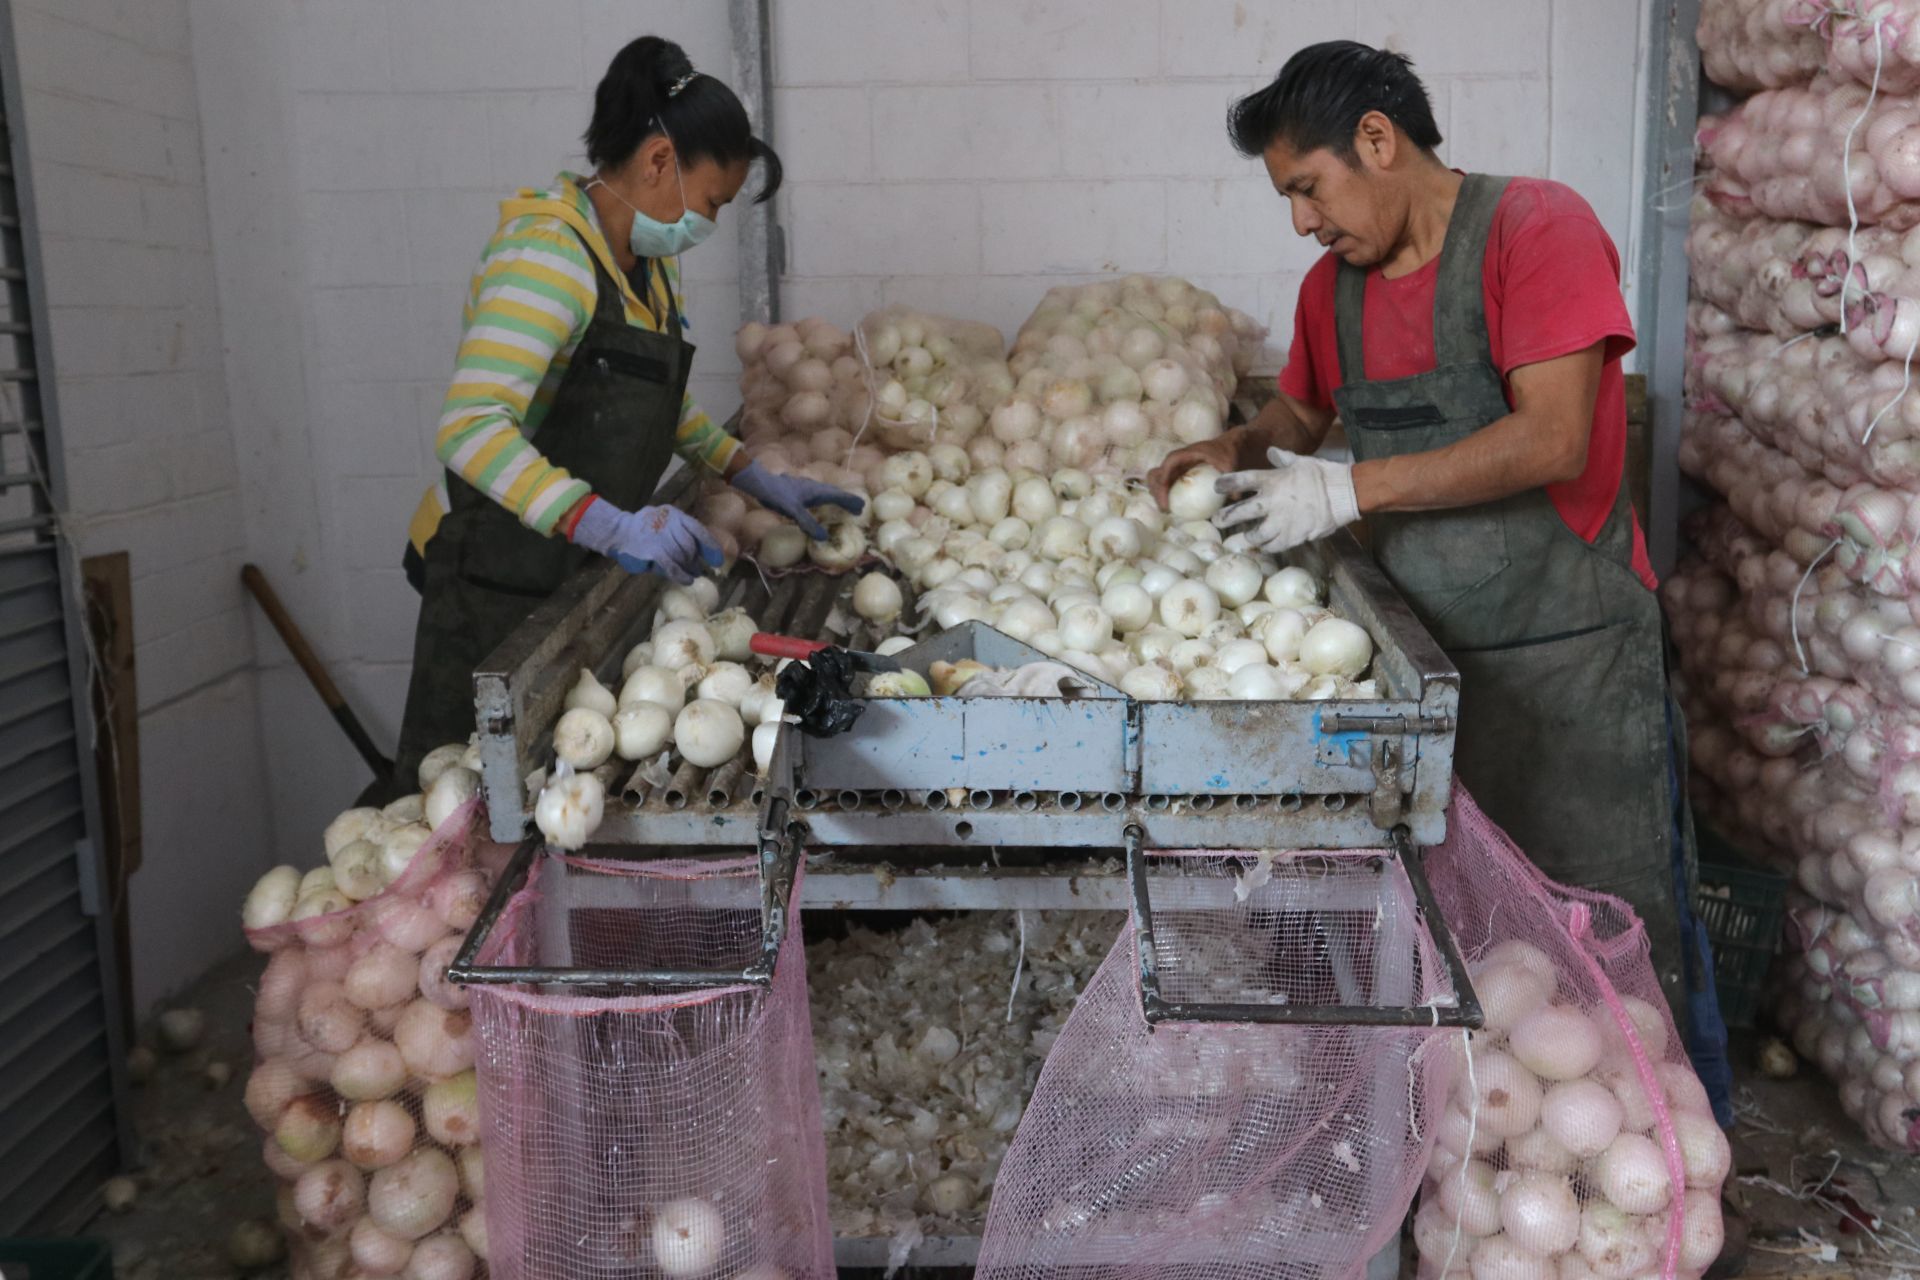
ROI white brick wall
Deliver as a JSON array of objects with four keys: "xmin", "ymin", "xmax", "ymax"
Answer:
[
  {"xmin": 11, "ymin": 0, "xmax": 273, "ymax": 1010},
  {"xmin": 776, "ymin": 0, "xmax": 1653, "ymax": 364}
]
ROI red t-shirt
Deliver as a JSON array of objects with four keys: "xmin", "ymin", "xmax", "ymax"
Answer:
[{"xmin": 1278, "ymin": 176, "xmax": 1656, "ymax": 590}]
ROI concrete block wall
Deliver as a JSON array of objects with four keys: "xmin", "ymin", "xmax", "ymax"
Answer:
[
  {"xmin": 772, "ymin": 0, "xmax": 1651, "ymax": 367},
  {"xmin": 10, "ymin": 0, "xmax": 272, "ymax": 1010}
]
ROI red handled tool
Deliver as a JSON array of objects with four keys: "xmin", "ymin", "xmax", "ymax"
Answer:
[{"xmin": 750, "ymin": 632, "xmax": 902, "ymax": 672}]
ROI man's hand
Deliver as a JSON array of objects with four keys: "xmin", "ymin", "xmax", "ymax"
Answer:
[
  {"xmin": 1148, "ymin": 433, "xmax": 1253, "ymax": 509},
  {"xmin": 730, "ymin": 460, "xmax": 866, "ymax": 539},
  {"xmin": 569, "ymin": 498, "xmax": 725, "ymax": 585},
  {"xmin": 1149, "ymin": 390, "xmax": 1336, "ymax": 510},
  {"xmin": 1214, "ymin": 448, "xmax": 1360, "ymax": 553}
]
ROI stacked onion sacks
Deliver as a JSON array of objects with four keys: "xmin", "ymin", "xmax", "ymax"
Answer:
[
  {"xmin": 1414, "ymin": 942, "xmax": 1727, "ymax": 1280},
  {"xmin": 240, "ymin": 780, "xmax": 495, "ymax": 1278},
  {"xmin": 703, "ymin": 277, "xmax": 1265, "ymax": 570}
]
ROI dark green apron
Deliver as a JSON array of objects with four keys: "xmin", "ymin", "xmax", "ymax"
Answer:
[
  {"xmin": 1332, "ymin": 174, "xmax": 1689, "ymax": 1016},
  {"xmin": 390, "ymin": 248, "xmax": 692, "ymax": 792}
]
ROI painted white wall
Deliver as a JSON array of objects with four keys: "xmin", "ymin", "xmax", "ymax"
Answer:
[
  {"xmin": 9, "ymin": 0, "xmax": 273, "ymax": 1011},
  {"xmin": 773, "ymin": 0, "xmax": 1653, "ymax": 371}
]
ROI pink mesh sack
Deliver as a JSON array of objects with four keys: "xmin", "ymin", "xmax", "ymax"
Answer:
[
  {"xmin": 1414, "ymin": 791, "xmax": 1728, "ymax": 1280},
  {"xmin": 242, "ymin": 797, "xmax": 499, "ymax": 1280},
  {"xmin": 466, "ymin": 854, "xmax": 833, "ymax": 1280},
  {"xmin": 975, "ymin": 848, "xmax": 1463, "ymax": 1280}
]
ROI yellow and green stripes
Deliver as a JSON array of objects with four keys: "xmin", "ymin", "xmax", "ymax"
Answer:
[{"xmin": 409, "ymin": 174, "xmax": 739, "ymax": 555}]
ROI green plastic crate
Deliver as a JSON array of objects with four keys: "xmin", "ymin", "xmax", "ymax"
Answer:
[
  {"xmin": 0, "ymin": 1238, "xmax": 114, "ymax": 1280},
  {"xmin": 1693, "ymin": 826, "xmax": 1789, "ymax": 1030}
]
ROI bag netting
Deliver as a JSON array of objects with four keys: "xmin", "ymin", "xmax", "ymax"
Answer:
[
  {"xmin": 242, "ymin": 797, "xmax": 500, "ymax": 1280},
  {"xmin": 974, "ymin": 848, "xmax": 1461, "ymax": 1280},
  {"xmin": 467, "ymin": 854, "xmax": 833, "ymax": 1280},
  {"xmin": 1414, "ymin": 791, "xmax": 1728, "ymax": 1280}
]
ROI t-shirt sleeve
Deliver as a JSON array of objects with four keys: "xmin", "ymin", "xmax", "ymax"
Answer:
[
  {"xmin": 1493, "ymin": 186, "xmax": 1637, "ymax": 374},
  {"xmin": 1277, "ymin": 256, "xmax": 1338, "ymax": 411}
]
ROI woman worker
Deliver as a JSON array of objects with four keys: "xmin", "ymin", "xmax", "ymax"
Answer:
[{"xmin": 391, "ymin": 36, "xmax": 861, "ymax": 790}]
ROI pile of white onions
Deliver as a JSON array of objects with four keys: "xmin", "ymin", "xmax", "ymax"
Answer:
[
  {"xmin": 838, "ymin": 463, "xmax": 1376, "ymax": 701},
  {"xmin": 810, "ymin": 911, "xmax": 1124, "ymax": 1241},
  {"xmin": 702, "ymin": 279, "xmax": 1265, "ymax": 568},
  {"xmin": 533, "ymin": 580, "xmax": 790, "ymax": 849},
  {"xmin": 1415, "ymin": 940, "xmax": 1727, "ymax": 1280},
  {"xmin": 238, "ymin": 749, "xmax": 494, "ymax": 1277}
]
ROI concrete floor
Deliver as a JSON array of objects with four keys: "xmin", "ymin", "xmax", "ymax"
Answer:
[{"xmin": 74, "ymin": 954, "xmax": 1920, "ymax": 1279}]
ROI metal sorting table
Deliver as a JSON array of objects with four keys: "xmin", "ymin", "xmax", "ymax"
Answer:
[{"xmin": 457, "ymin": 466, "xmax": 1481, "ymax": 1266}]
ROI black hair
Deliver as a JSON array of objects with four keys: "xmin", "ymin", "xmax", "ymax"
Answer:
[
  {"xmin": 585, "ymin": 36, "xmax": 784, "ymax": 204},
  {"xmin": 1227, "ymin": 41, "xmax": 1443, "ymax": 165}
]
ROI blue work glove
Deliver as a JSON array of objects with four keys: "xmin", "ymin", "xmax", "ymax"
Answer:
[
  {"xmin": 568, "ymin": 497, "xmax": 723, "ymax": 585},
  {"xmin": 730, "ymin": 460, "xmax": 866, "ymax": 540}
]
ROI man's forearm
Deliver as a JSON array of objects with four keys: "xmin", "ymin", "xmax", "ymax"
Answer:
[
  {"xmin": 1352, "ymin": 409, "xmax": 1586, "ymax": 514},
  {"xmin": 1227, "ymin": 396, "xmax": 1326, "ymax": 468}
]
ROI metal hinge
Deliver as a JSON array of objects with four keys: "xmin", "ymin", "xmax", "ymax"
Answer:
[{"xmin": 1317, "ymin": 711, "xmax": 1456, "ymax": 736}]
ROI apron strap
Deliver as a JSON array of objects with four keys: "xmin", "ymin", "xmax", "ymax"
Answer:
[
  {"xmin": 1432, "ymin": 173, "xmax": 1510, "ymax": 369},
  {"xmin": 1331, "ymin": 172, "xmax": 1513, "ymax": 385}
]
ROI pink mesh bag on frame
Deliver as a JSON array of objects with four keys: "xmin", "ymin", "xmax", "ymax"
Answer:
[
  {"xmin": 1412, "ymin": 790, "xmax": 1728, "ymax": 1280},
  {"xmin": 466, "ymin": 853, "xmax": 833, "ymax": 1280},
  {"xmin": 974, "ymin": 845, "xmax": 1464, "ymax": 1280}
]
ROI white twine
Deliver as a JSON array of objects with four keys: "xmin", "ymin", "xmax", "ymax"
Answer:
[
  {"xmin": 1006, "ymin": 909, "xmax": 1028, "ymax": 1023},
  {"xmin": 1862, "ymin": 322, "xmax": 1920, "ymax": 445},
  {"xmin": 1840, "ymin": 15, "xmax": 1888, "ymax": 333},
  {"xmin": 1438, "ymin": 1029, "xmax": 1479, "ymax": 1280},
  {"xmin": 848, "ymin": 323, "xmax": 937, "ymax": 470},
  {"xmin": 1791, "ymin": 537, "xmax": 1844, "ymax": 675}
]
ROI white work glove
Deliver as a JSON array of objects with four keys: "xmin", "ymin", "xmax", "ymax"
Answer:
[{"xmin": 1214, "ymin": 447, "xmax": 1360, "ymax": 553}]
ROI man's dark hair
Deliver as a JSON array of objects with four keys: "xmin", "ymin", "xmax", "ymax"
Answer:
[
  {"xmin": 1227, "ymin": 41, "xmax": 1443, "ymax": 164},
  {"xmin": 586, "ymin": 36, "xmax": 783, "ymax": 204}
]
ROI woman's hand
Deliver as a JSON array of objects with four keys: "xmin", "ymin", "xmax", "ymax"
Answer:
[
  {"xmin": 568, "ymin": 498, "xmax": 724, "ymax": 584},
  {"xmin": 730, "ymin": 460, "xmax": 866, "ymax": 538}
]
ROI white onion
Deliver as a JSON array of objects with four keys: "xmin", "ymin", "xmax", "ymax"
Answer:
[
  {"xmin": 696, "ymin": 661, "xmax": 754, "ymax": 708},
  {"xmin": 620, "ymin": 665, "xmax": 687, "ymax": 715},
  {"xmin": 751, "ymin": 722, "xmax": 780, "ymax": 776},
  {"xmin": 1463, "ymin": 1048, "xmax": 1544, "ymax": 1137},
  {"xmin": 343, "ymin": 1099, "xmax": 416, "ymax": 1170},
  {"xmin": 1499, "ymin": 1172, "xmax": 1579, "ymax": 1256},
  {"xmin": 1595, "ymin": 1131, "xmax": 1672, "ymax": 1214},
  {"xmin": 1168, "ymin": 639, "xmax": 1214, "ymax": 674},
  {"xmin": 1264, "ymin": 566, "xmax": 1321, "ymax": 607},
  {"xmin": 1090, "ymin": 516, "xmax": 1146, "ymax": 561},
  {"xmin": 705, "ymin": 609, "xmax": 756, "ymax": 662},
  {"xmin": 1510, "ymin": 1005, "xmax": 1603, "ymax": 1081},
  {"xmin": 1258, "ymin": 609, "xmax": 1308, "ymax": 663},
  {"xmin": 757, "ymin": 524, "xmax": 807, "ymax": 567},
  {"xmin": 563, "ymin": 669, "xmax": 618, "ymax": 717},
  {"xmin": 552, "ymin": 709, "xmax": 614, "ymax": 770},
  {"xmin": 1035, "ymin": 516, "xmax": 1089, "ymax": 561},
  {"xmin": 1213, "ymin": 639, "xmax": 1267, "ymax": 674},
  {"xmin": 853, "ymin": 572, "xmax": 904, "ymax": 622},
  {"xmin": 613, "ymin": 703, "xmax": 674, "ymax": 761},
  {"xmin": 674, "ymin": 700, "xmax": 746, "ymax": 768},
  {"xmin": 1167, "ymin": 466, "xmax": 1225, "ymax": 521},
  {"xmin": 652, "ymin": 1198, "xmax": 725, "ymax": 1278},
  {"xmin": 1468, "ymin": 1234, "xmax": 1556, "ymax": 1280},
  {"xmin": 407, "ymin": 1232, "xmax": 476, "ymax": 1280},
  {"xmin": 652, "ymin": 619, "xmax": 715, "ymax": 670},
  {"xmin": 1437, "ymin": 1159, "xmax": 1502, "ymax": 1236},
  {"xmin": 808, "ymin": 519, "xmax": 869, "ymax": 570},
  {"xmin": 1101, "ymin": 583, "xmax": 1154, "ymax": 632},
  {"xmin": 244, "ymin": 866, "xmax": 302, "ymax": 930},
  {"xmin": 1674, "ymin": 1109, "xmax": 1731, "ymax": 1188},
  {"xmin": 1159, "ymin": 579, "xmax": 1221, "ymax": 637},
  {"xmin": 1142, "ymin": 358, "xmax": 1190, "ymax": 403},
  {"xmin": 369, "ymin": 1148, "xmax": 459, "ymax": 1241},
  {"xmin": 1228, "ymin": 663, "xmax": 1288, "ymax": 700},
  {"xmin": 1298, "ymin": 617, "xmax": 1372, "ymax": 677},
  {"xmin": 534, "ymin": 770, "xmax": 604, "ymax": 850},
  {"xmin": 1540, "ymin": 1079, "xmax": 1623, "ymax": 1158},
  {"xmin": 1120, "ymin": 662, "xmax": 1183, "ymax": 700},
  {"xmin": 1205, "ymin": 553, "xmax": 1264, "ymax": 608},
  {"xmin": 1059, "ymin": 603, "xmax": 1114, "ymax": 652},
  {"xmin": 294, "ymin": 1160, "xmax": 365, "ymax": 1232}
]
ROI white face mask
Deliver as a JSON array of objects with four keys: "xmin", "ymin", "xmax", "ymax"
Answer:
[{"xmin": 588, "ymin": 129, "xmax": 715, "ymax": 258}]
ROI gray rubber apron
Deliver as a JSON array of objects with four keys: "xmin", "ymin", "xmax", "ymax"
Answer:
[
  {"xmin": 391, "ymin": 250, "xmax": 690, "ymax": 790},
  {"xmin": 1331, "ymin": 174, "xmax": 1688, "ymax": 1014}
]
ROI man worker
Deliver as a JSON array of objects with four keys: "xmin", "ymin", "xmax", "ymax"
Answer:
[{"xmin": 1150, "ymin": 40, "xmax": 1733, "ymax": 1121}]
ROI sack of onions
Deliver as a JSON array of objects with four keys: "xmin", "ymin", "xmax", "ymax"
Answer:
[
  {"xmin": 1415, "ymin": 791, "xmax": 1727, "ymax": 1280},
  {"xmin": 239, "ymin": 789, "xmax": 501, "ymax": 1276}
]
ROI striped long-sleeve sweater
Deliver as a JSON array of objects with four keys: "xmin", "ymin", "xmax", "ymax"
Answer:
[{"xmin": 406, "ymin": 172, "xmax": 740, "ymax": 556}]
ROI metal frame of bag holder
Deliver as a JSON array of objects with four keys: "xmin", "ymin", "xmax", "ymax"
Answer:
[
  {"xmin": 1124, "ymin": 823, "xmax": 1484, "ymax": 1030},
  {"xmin": 445, "ymin": 797, "xmax": 804, "ymax": 992}
]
